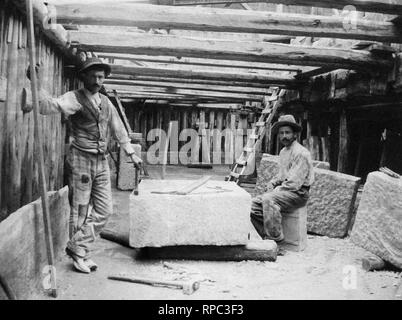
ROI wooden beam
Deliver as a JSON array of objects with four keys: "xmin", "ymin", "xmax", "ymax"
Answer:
[
  {"xmin": 70, "ymin": 32, "xmax": 393, "ymax": 71},
  {"xmin": 104, "ymin": 79, "xmax": 272, "ymax": 94},
  {"xmin": 114, "ymin": 92, "xmax": 252, "ymax": 102},
  {"xmin": 109, "ymin": 64, "xmax": 302, "ymax": 87},
  {"xmin": 169, "ymin": 0, "xmax": 402, "ymax": 15},
  {"xmin": 295, "ymin": 66, "xmax": 337, "ymax": 79},
  {"xmin": 97, "ymin": 53, "xmax": 306, "ymax": 73},
  {"xmin": 109, "ymin": 74, "xmax": 280, "ymax": 88},
  {"xmin": 55, "ymin": 3, "xmax": 402, "ymax": 43},
  {"xmin": 105, "ymin": 84, "xmax": 265, "ymax": 101}
]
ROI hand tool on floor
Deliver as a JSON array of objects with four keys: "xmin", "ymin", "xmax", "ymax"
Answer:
[
  {"xmin": 26, "ymin": 0, "xmax": 57, "ymax": 298},
  {"xmin": 151, "ymin": 175, "xmax": 212, "ymax": 195},
  {"xmin": 379, "ymin": 167, "xmax": 401, "ymax": 179},
  {"xmin": 108, "ymin": 274, "xmax": 200, "ymax": 295}
]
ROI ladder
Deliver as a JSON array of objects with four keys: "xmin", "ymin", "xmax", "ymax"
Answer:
[{"xmin": 226, "ymin": 87, "xmax": 286, "ymax": 183}]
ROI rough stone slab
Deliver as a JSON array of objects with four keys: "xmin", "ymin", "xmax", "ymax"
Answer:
[
  {"xmin": 129, "ymin": 180, "xmax": 251, "ymax": 248},
  {"xmin": 117, "ymin": 143, "xmax": 141, "ymax": 190},
  {"xmin": 351, "ymin": 172, "xmax": 402, "ymax": 269},
  {"xmin": 255, "ymin": 154, "xmax": 360, "ymax": 238},
  {"xmin": 0, "ymin": 187, "xmax": 69, "ymax": 300},
  {"xmin": 307, "ymin": 168, "xmax": 360, "ymax": 238}
]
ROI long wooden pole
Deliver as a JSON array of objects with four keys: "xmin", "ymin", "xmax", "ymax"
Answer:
[{"xmin": 26, "ymin": 0, "xmax": 57, "ymax": 298}]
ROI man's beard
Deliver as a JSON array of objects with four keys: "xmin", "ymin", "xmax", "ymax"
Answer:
[{"xmin": 281, "ymin": 137, "xmax": 294, "ymax": 145}]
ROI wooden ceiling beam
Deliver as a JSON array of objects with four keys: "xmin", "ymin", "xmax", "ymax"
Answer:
[
  {"xmin": 108, "ymin": 63, "xmax": 302, "ymax": 87},
  {"xmin": 168, "ymin": 0, "xmax": 402, "ymax": 15},
  {"xmin": 97, "ymin": 53, "xmax": 306, "ymax": 73},
  {"xmin": 70, "ymin": 31, "xmax": 394, "ymax": 71},
  {"xmin": 104, "ymin": 79, "xmax": 272, "ymax": 94},
  {"xmin": 105, "ymin": 84, "xmax": 265, "ymax": 101},
  {"xmin": 55, "ymin": 3, "xmax": 402, "ymax": 43},
  {"xmin": 108, "ymin": 74, "xmax": 280, "ymax": 88}
]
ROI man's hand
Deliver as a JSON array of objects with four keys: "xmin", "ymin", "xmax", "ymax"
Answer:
[{"xmin": 130, "ymin": 153, "xmax": 143, "ymax": 168}]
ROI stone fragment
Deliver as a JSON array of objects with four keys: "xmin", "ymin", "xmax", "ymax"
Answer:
[
  {"xmin": 129, "ymin": 179, "xmax": 251, "ymax": 248},
  {"xmin": 351, "ymin": 171, "xmax": 402, "ymax": 269}
]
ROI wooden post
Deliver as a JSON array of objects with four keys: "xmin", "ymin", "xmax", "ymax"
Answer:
[
  {"xmin": 161, "ymin": 121, "xmax": 173, "ymax": 180},
  {"xmin": 337, "ymin": 109, "xmax": 348, "ymax": 173},
  {"xmin": 354, "ymin": 123, "xmax": 367, "ymax": 177},
  {"xmin": 26, "ymin": 0, "xmax": 57, "ymax": 298}
]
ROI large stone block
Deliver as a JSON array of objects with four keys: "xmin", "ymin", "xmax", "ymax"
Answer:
[
  {"xmin": 351, "ymin": 172, "xmax": 402, "ymax": 269},
  {"xmin": 0, "ymin": 187, "xmax": 69, "ymax": 299},
  {"xmin": 117, "ymin": 143, "xmax": 141, "ymax": 190},
  {"xmin": 255, "ymin": 154, "xmax": 360, "ymax": 238},
  {"xmin": 307, "ymin": 169, "xmax": 360, "ymax": 238},
  {"xmin": 129, "ymin": 179, "xmax": 251, "ymax": 248}
]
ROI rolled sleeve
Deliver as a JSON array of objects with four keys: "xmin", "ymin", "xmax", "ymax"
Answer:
[{"xmin": 38, "ymin": 90, "xmax": 81, "ymax": 116}]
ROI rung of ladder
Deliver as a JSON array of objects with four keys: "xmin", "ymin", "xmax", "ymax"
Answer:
[
  {"xmin": 230, "ymin": 172, "xmax": 240, "ymax": 179},
  {"xmin": 256, "ymin": 121, "xmax": 266, "ymax": 127},
  {"xmin": 243, "ymin": 147, "xmax": 254, "ymax": 153},
  {"xmin": 266, "ymin": 95, "xmax": 279, "ymax": 102},
  {"xmin": 262, "ymin": 108, "xmax": 272, "ymax": 114},
  {"xmin": 249, "ymin": 134, "xmax": 259, "ymax": 140},
  {"xmin": 236, "ymin": 160, "xmax": 247, "ymax": 166}
]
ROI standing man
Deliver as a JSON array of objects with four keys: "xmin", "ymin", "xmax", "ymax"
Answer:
[
  {"xmin": 250, "ymin": 115, "xmax": 314, "ymax": 242},
  {"xmin": 37, "ymin": 58, "xmax": 142, "ymax": 273}
]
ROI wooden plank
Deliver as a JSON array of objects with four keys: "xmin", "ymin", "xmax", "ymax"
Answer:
[
  {"xmin": 70, "ymin": 31, "xmax": 394, "ymax": 71},
  {"xmin": 337, "ymin": 109, "xmax": 348, "ymax": 173},
  {"xmin": 170, "ymin": 0, "xmax": 402, "ymax": 15},
  {"xmin": 296, "ymin": 66, "xmax": 336, "ymax": 79},
  {"xmin": 56, "ymin": 3, "xmax": 402, "ymax": 43},
  {"xmin": 5, "ymin": 15, "xmax": 20, "ymax": 213},
  {"xmin": 104, "ymin": 79, "xmax": 272, "ymax": 95},
  {"xmin": 106, "ymin": 84, "xmax": 264, "ymax": 101},
  {"xmin": 97, "ymin": 53, "xmax": 305, "ymax": 73},
  {"xmin": 107, "ymin": 64, "xmax": 299, "ymax": 86},
  {"xmin": 110, "ymin": 74, "xmax": 285, "ymax": 89}
]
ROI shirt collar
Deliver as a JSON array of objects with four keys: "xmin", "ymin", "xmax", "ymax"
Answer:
[
  {"xmin": 285, "ymin": 139, "xmax": 297, "ymax": 150},
  {"xmin": 83, "ymin": 87, "xmax": 100, "ymax": 99}
]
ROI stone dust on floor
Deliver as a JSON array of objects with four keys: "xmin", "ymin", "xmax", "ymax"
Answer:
[
  {"xmin": 31, "ymin": 166, "xmax": 401, "ymax": 300},
  {"xmin": 31, "ymin": 235, "xmax": 401, "ymax": 300}
]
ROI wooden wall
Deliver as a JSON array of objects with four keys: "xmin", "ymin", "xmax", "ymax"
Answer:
[
  {"xmin": 0, "ymin": 5, "xmax": 74, "ymax": 222},
  {"xmin": 122, "ymin": 100, "xmax": 258, "ymax": 165}
]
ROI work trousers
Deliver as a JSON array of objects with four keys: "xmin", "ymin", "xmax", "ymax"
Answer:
[
  {"xmin": 66, "ymin": 146, "xmax": 113, "ymax": 259},
  {"xmin": 250, "ymin": 188, "xmax": 308, "ymax": 241}
]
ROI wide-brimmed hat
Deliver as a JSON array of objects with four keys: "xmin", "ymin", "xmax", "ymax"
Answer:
[
  {"xmin": 271, "ymin": 114, "xmax": 302, "ymax": 134},
  {"xmin": 78, "ymin": 58, "xmax": 111, "ymax": 77}
]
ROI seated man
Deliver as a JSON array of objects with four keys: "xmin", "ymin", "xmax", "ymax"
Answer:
[{"xmin": 250, "ymin": 114, "xmax": 314, "ymax": 242}]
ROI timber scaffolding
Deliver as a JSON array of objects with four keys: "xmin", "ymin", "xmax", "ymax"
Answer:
[{"xmin": 1, "ymin": 0, "xmax": 402, "ymax": 221}]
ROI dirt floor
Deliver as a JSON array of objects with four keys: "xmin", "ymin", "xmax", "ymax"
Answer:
[{"xmin": 31, "ymin": 165, "xmax": 401, "ymax": 300}]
